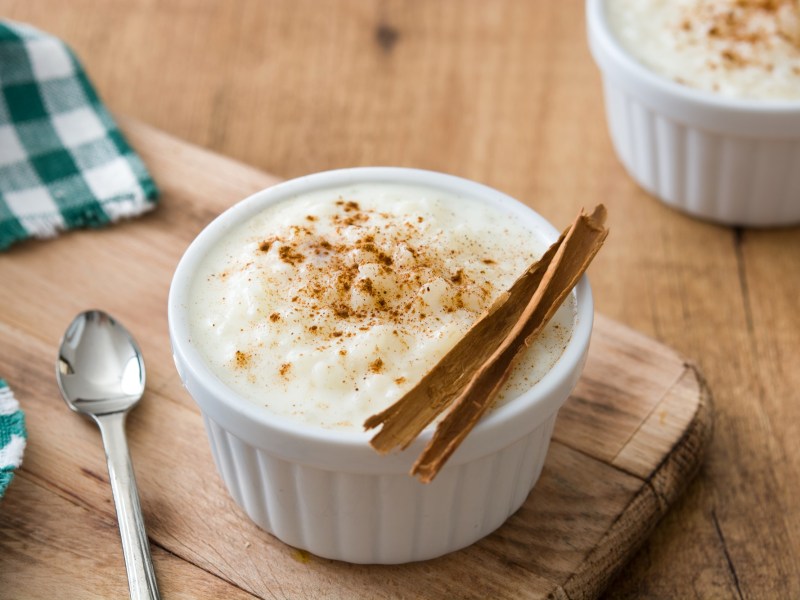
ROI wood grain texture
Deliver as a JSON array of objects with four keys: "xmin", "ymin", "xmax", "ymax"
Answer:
[
  {"xmin": 0, "ymin": 120, "xmax": 708, "ymax": 599},
  {"xmin": 0, "ymin": 476, "xmax": 258, "ymax": 600},
  {"xmin": 0, "ymin": 0, "xmax": 797, "ymax": 596}
]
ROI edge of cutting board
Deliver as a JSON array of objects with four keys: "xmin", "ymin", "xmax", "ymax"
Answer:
[{"xmin": 561, "ymin": 364, "xmax": 713, "ymax": 598}]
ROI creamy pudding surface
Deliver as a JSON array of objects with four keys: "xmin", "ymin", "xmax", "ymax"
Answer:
[
  {"xmin": 188, "ymin": 183, "xmax": 575, "ymax": 431},
  {"xmin": 607, "ymin": 0, "xmax": 800, "ymax": 100}
]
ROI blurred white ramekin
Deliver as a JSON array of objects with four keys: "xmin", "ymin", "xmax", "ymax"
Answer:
[
  {"xmin": 587, "ymin": 0, "xmax": 800, "ymax": 227},
  {"xmin": 168, "ymin": 167, "xmax": 593, "ymax": 564}
]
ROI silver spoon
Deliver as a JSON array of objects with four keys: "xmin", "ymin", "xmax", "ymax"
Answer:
[{"xmin": 57, "ymin": 310, "xmax": 160, "ymax": 600}]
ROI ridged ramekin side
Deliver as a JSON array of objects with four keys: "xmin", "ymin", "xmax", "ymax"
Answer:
[
  {"xmin": 202, "ymin": 412, "xmax": 559, "ymax": 564},
  {"xmin": 602, "ymin": 80, "xmax": 800, "ymax": 226}
]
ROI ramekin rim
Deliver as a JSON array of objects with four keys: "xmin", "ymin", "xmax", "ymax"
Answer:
[
  {"xmin": 586, "ymin": 0, "xmax": 800, "ymax": 115},
  {"xmin": 167, "ymin": 167, "xmax": 593, "ymax": 454}
]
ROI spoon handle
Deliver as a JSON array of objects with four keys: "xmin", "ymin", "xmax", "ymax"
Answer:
[{"xmin": 95, "ymin": 411, "xmax": 161, "ymax": 600}]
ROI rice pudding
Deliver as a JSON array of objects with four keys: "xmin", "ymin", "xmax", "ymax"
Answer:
[
  {"xmin": 607, "ymin": 0, "xmax": 800, "ymax": 100},
  {"xmin": 188, "ymin": 183, "xmax": 575, "ymax": 431}
]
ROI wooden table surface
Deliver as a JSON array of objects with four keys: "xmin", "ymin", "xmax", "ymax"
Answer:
[{"xmin": 1, "ymin": 1, "xmax": 798, "ymax": 598}]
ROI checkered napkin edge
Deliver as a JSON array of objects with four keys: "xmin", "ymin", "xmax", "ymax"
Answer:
[
  {"xmin": 0, "ymin": 20, "xmax": 158, "ymax": 251},
  {"xmin": 0, "ymin": 379, "xmax": 26, "ymax": 498}
]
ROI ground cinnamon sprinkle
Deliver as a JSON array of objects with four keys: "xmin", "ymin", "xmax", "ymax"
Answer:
[
  {"xmin": 677, "ymin": 0, "xmax": 800, "ymax": 69},
  {"xmin": 234, "ymin": 350, "xmax": 251, "ymax": 368},
  {"xmin": 279, "ymin": 245, "xmax": 305, "ymax": 266},
  {"xmin": 244, "ymin": 199, "xmax": 501, "ymax": 345},
  {"xmin": 333, "ymin": 304, "xmax": 351, "ymax": 319},
  {"xmin": 358, "ymin": 278, "xmax": 375, "ymax": 295},
  {"xmin": 190, "ymin": 183, "xmax": 570, "ymax": 433},
  {"xmin": 608, "ymin": 0, "xmax": 800, "ymax": 99}
]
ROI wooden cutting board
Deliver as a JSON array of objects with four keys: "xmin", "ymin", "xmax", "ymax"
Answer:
[{"xmin": 0, "ymin": 119, "xmax": 712, "ymax": 599}]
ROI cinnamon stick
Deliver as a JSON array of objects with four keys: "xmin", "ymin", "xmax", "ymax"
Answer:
[
  {"xmin": 413, "ymin": 205, "xmax": 608, "ymax": 481},
  {"xmin": 364, "ymin": 205, "xmax": 608, "ymax": 482}
]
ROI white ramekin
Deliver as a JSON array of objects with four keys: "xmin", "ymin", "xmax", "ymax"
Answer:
[
  {"xmin": 587, "ymin": 0, "xmax": 800, "ymax": 227},
  {"xmin": 168, "ymin": 167, "xmax": 593, "ymax": 564}
]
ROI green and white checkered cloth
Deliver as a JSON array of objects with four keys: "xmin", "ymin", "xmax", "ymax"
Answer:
[
  {"xmin": 0, "ymin": 380, "xmax": 26, "ymax": 499},
  {"xmin": 0, "ymin": 20, "xmax": 158, "ymax": 251}
]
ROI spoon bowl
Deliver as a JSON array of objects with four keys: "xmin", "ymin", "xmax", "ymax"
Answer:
[
  {"xmin": 57, "ymin": 310, "xmax": 146, "ymax": 416},
  {"xmin": 57, "ymin": 310, "xmax": 160, "ymax": 600}
]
